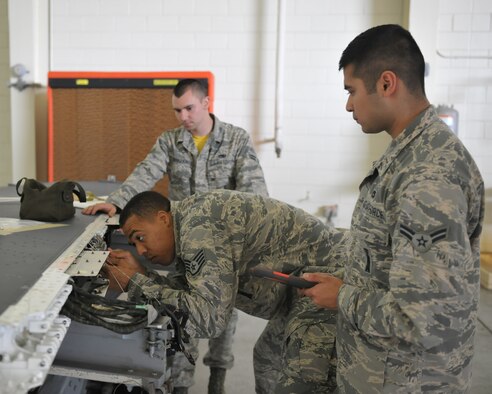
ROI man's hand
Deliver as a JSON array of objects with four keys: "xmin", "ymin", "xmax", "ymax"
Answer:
[
  {"xmin": 102, "ymin": 248, "xmax": 146, "ymax": 292},
  {"xmin": 300, "ymin": 272, "xmax": 343, "ymax": 309},
  {"xmin": 82, "ymin": 202, "xmax": 118, "ymax": 217}
]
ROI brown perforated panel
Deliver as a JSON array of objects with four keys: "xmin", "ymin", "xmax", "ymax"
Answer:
[{"xmin": 51, "ymin": 89, "xmax": 179, "ymax": 196}]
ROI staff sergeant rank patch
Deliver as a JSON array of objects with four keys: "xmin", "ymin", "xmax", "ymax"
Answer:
[
  {"xmin": 399, "ymin": 224, "xmax": 447, "ymax": 253},
  {"xmin": 184, "ymin": 249, "xmax": 206, "ymax": 276}
]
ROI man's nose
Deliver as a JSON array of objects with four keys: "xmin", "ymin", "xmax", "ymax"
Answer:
[
  {"xmin": 345, "ymin": 97, "xmax": 353, "ymax": 112},
  {"xmin": 179, "ymin": 110, "xmax": 188, "ymax": 121},
  {"xmin": 135, "ymin": 243, "xmax": 146, "ymax": 256}
]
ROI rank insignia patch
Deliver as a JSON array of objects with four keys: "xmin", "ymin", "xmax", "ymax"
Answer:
[
  {"xmin": 249, "ymin": 153, "xmax": 259, "ymax": 162},
  {"xmin": 399, "ymin": 224, "xmax": 447, "ymax": 253},
  {"xmin": 184, "ymin": 249, "xmax": 206, "ymax": 276}
]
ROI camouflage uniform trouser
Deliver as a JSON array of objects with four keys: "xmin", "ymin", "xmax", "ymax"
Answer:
[
  {"xmin": 253, "ymin": 295, "xmax": 337, "ymax": 394},
  {"xmin": 171, "ymin": 308, "xmax": 239, "ymax": 388}
]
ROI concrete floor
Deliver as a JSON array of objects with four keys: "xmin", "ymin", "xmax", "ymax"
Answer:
[
  {"xmin": 189, "ymin": 311, "xmax": 266, "ymax": 394},
  {"xmin": 190, "ymin": 288, "xmax": 492, "ymax": 394},
  {"xmin": 471, "ymin": 287, "xmax": 492, "ymax": 394}
]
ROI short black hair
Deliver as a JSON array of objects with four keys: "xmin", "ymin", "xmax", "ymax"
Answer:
[
  {"xmin": 339, "ymin": 24, "xmax": 426, "ymax": 96},
  {"xmin": 120, "ymin": 191, "xmax": 171, "ymax": 227},
  {"xmin": 173, "ymin": 78, "xmax": 208, "ymax": 99}
]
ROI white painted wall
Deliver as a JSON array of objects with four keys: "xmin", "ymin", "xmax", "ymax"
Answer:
[
  {"xmin": 424, "ymin": 0, "xmax": 492, "ymax": 251},
  {"xmin": 4, "ymin": 0, "xmax": 492, "ymax": 228},
  {"xmin": 432, "ymin": 0, "xmax": 492, "ymax": 183},
  {"xmin": 49, "ymin": 0, "xmax": 406, "ymax": 226}
]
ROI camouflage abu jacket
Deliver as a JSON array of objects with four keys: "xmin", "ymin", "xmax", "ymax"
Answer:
[
  {"xmin": 127, "ymin": 190, "xmax": 344, "ymax": 338},
  {"xmin": 107, "ymin": 114, "xmax": 268, "ymax": 208},
  {"xmin": 336, "ymin": 106, "xmax": 484, "ymax": 393}
]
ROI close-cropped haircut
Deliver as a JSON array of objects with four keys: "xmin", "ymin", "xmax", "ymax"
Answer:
[
  {"xmin": 339, "ymin": 24, "xmax": 426, "ymax": 96},
  {"xmin": 120, "ymin": 191, "xmax": 171, "ymax": 227},
  {"xmin": 173, "ymin": 78, "xmax": 208, "ymax": 99}
]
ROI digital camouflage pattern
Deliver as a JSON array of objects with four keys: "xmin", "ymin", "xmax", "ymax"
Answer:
[
  {"xmin": 203, "ymin": 308, "xmax": 238, "ymax": 369},
  {"xmin": 106, "ymin": 114, "xmax": 268, "ymax": 208},
  {"xmin": 106, "ymin": 114, "xmax": 268, "ymax": 388},
  {"xmin": 254, "ymin": 286, "xmax": 339, "ymax": 394},
  {"xmin": 127, "ymin": 190, "xmax": 344, "ymax": 392},
  {"xmin": 335, "ymin": 106, "xmax": 484, "ymax": 393}
]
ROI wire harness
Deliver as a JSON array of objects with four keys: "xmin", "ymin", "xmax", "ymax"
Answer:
[{"xmin": 61, "ymin": 282, "xmax": 195, "ymax": 365}]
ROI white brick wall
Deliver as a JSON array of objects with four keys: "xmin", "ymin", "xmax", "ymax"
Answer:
[
  {"xmin": 433, "ymin": 0, "xmax": 492, "ymax": 194},
  {"xmin": 49, "ymin": 0, "xmax": 492, "ymax": 228}
]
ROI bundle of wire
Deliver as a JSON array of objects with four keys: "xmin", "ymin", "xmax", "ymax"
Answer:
[
  {"xmin": 61, "ymin": 282, "xmax": 195, "ymax": 364},
  {"xmin": 61, "ymin": 285, "xmax": 150, "ymax": 333}
]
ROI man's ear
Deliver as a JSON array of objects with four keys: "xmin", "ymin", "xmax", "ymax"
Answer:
[
  {"xmin": 157, "ymin": 210, "xmax": 173, "ymax": 228},
  {"xmin": 378, "ymin": 71, "xmax": 397, "ymax": 96},
  {"xmin": 202, "ymin": 95, "xmax": 210, "ymax": 109}
]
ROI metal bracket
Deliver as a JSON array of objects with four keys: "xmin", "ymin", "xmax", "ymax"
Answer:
[
  {"xmin": 8, "ymin": 79, "xmax": 43, "ymax": 92},
  {"xmin": 65, "ymin": 251, "xmax": 109, "ymax": 277}
]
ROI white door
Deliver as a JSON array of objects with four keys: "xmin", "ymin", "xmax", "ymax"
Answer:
[{"xmin": 7, "ymin": 0, "xmax": 49, "ymax": 183}]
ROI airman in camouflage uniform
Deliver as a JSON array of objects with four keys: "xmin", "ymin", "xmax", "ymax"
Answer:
[
  {"xmin": 303, "ymin": 25, "xmax": 484, "ymax": 393},
  {"xmin": 105, "ymin": 190, "xmax": 343, "ymax": 393},
  {"xmin": 83, "ymin": 79, "xmax": 268, "ymax": 393},
  {"xmin": 105, "ymin": 113, "xmax": 267, "ymax": 206}
]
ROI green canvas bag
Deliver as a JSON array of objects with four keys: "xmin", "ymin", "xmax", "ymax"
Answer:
[{"xmin": 15, "ymin": 177, "xmax": 86, "ymax": 222}]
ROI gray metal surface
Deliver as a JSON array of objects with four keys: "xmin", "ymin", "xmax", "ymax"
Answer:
[
  {"xmin": 0, "ymin": 203, "xmax": 95, "ymax": 314},
  {"xmin": 36, "ymin": 375, "xmax": 87, "ymax": 394},
  {"xmin": 0, "ymin": 182, "xmax": 120, "ymax": 316},
  {"xmin": 53, "ymin": 321, "xmax": 170, "ymax": 375}
]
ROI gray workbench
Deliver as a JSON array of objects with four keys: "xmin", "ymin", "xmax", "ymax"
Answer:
[{"xmin": 0, "ymin": 181, "xmax": 120, "ymax": 316}]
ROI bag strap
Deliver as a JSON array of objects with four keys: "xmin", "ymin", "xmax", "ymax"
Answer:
[
  {"xmin": 72, "ymin": 182, "xmax": 87, "ymax": 202},
  {"xmin": 15, "ymin": 177, "xmax": 27, "ymax": 196},
  {"xmin": 16, "ymin": 178, "xmax": 46, "ymax": 196}
]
